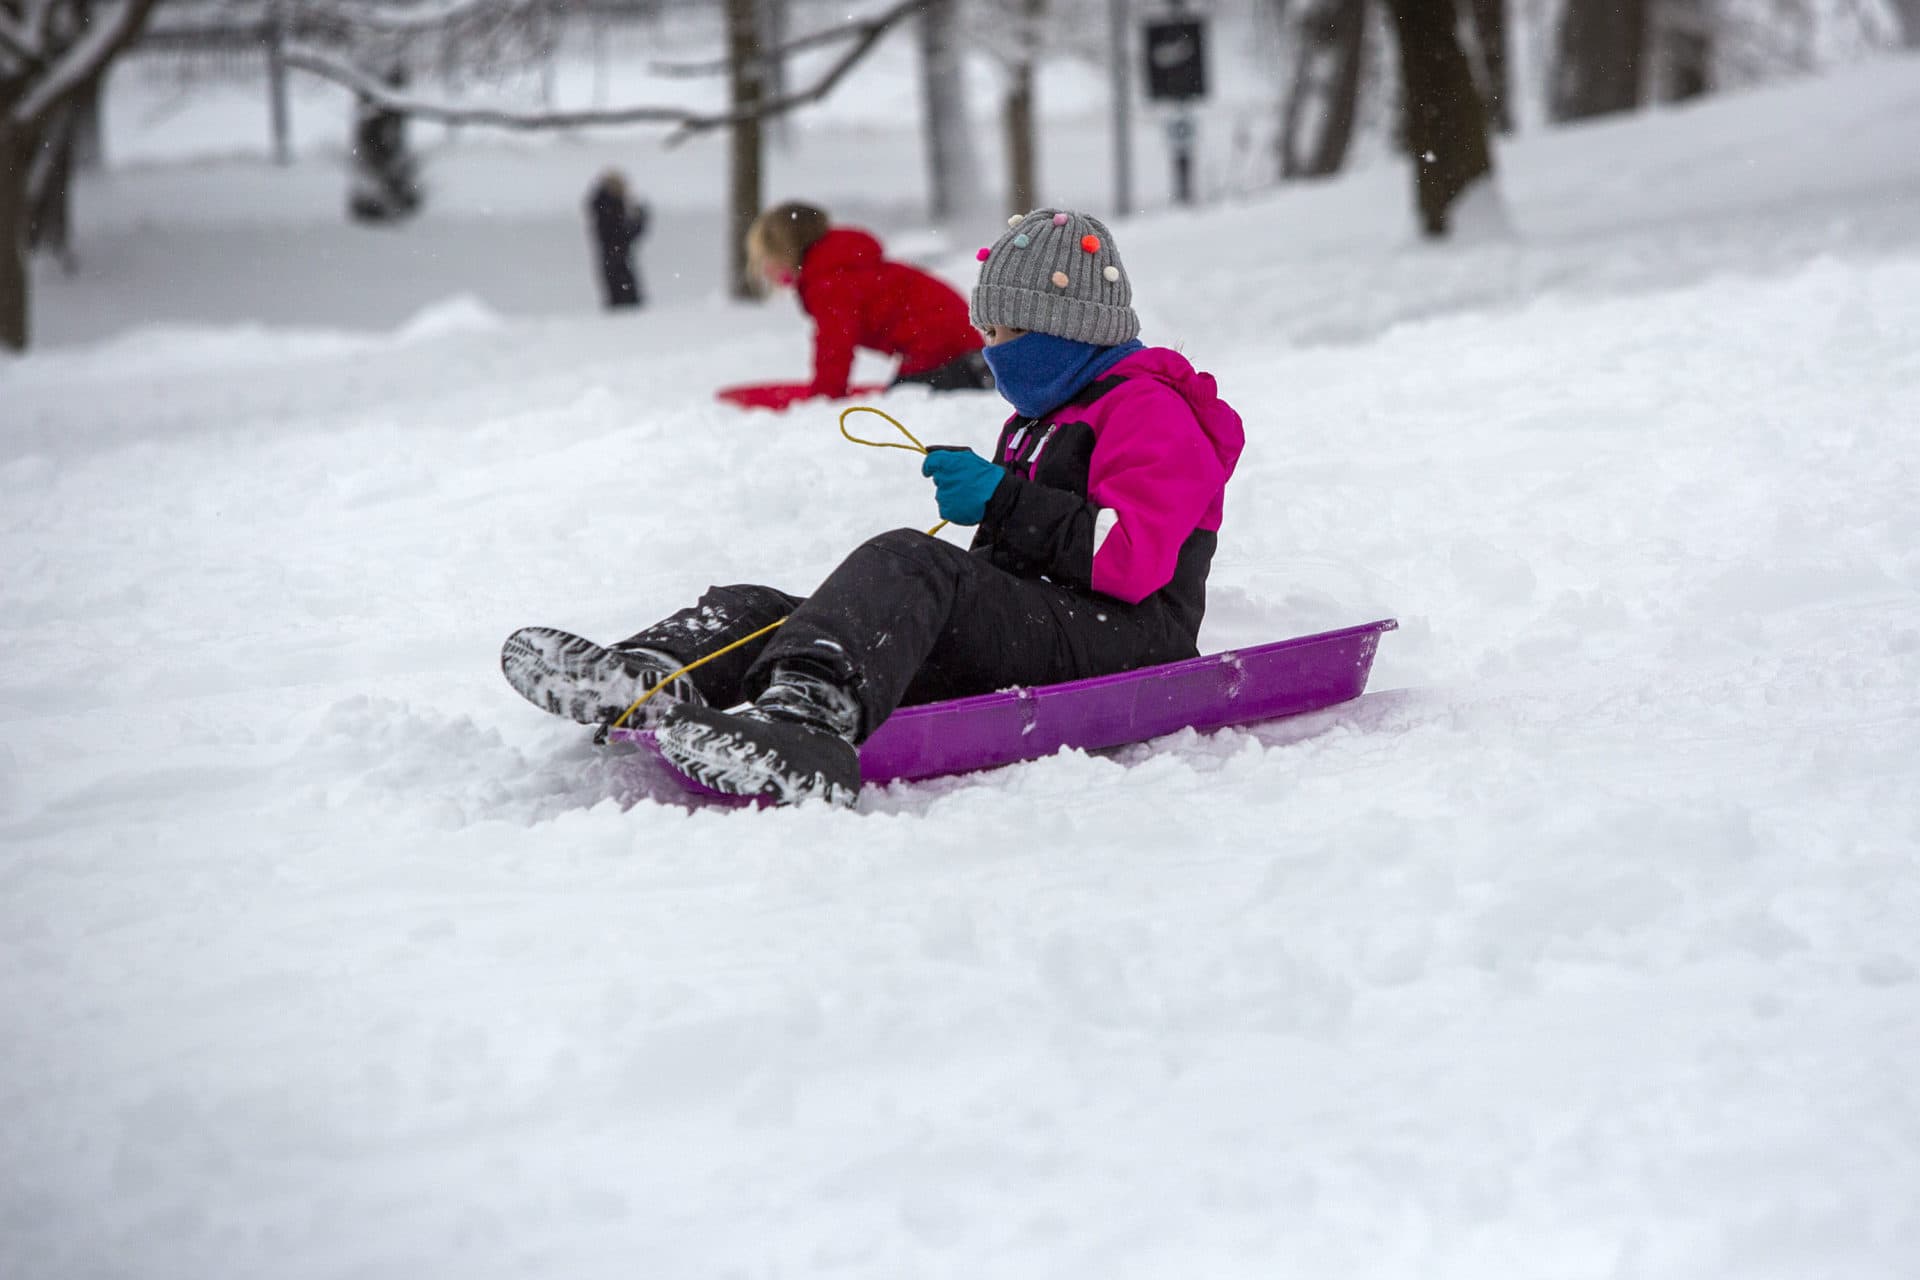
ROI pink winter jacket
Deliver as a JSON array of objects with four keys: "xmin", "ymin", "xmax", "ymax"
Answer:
[{"xmin": 971, "ymin": 346, "xmax": 1245, "ymax": 632}]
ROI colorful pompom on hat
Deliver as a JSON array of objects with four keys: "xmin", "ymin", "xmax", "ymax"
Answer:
[{"xmin": 970, "ymin": 208, "xmax": 1139, "ymax": 346}]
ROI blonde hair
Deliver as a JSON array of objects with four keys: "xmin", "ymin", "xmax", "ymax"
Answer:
[{"xmin": 746, "ymin": 201, "xmax": 831, "ymax": 291}]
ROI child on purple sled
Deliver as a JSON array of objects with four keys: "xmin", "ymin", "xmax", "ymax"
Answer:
[{"xmin": 502, "ymin": 208, "xmax": 1246, "ymax": 807}]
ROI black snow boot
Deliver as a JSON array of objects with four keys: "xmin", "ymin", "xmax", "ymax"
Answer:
[
  {"xmin": 652, "ymin": 662, "xmax": 862, "ymax": 807},
  {"xmin": 501, "ymin": 626, "xmax": 705, "ymax": 729}
]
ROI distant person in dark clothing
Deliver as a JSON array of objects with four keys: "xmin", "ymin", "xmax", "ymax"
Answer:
[
  {"xmin": 588, "ymin": 170, "xmax": 649, "ymax": 309},
  {"xmin": 348, "ymin": 64, "xmax": 421, "ymax": 224}
]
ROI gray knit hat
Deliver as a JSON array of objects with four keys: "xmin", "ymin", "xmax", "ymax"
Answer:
[{"xmin": 970, "ymin": 208, "xmax": 1140, "ymax": 346}]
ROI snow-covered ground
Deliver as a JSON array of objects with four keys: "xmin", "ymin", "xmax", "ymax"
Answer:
[{"xmin": 4, "ymin": 47, "xmax": 1920, "ymax": 1280}]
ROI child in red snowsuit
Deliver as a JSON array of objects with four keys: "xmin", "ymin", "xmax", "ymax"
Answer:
[
  {"xmin": 747, "ymin": 201, "xmax": 993, "ymax": 397},
  {"xmin": 504, "ymin": 209, "xmax": 1244, "ymax": 808}
]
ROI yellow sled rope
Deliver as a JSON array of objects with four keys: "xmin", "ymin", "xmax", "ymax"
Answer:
[{"xmin": 608, "ymin": 405, "xmax": 946, "ymax": 731}]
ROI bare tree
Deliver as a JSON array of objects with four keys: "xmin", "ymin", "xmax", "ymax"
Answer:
[
  {"xmin": 293, "ymin": 2, "xmax": 918, "ymax": 137},
  {"xmin": 1279, "ymin": 0, "xmax": 1369, "ymax": 179},
  {"xmin": 1381, "ymin": 0, "xmax": 1497, "ymax": 237},
  {"xmin": 725, "ymin": 0, "xmax": 764, "ymax": 299},
  {"xmin": 26, "ymin": 93, "xmax": 77, "ymax": 265},
  {"xmin": 760, "ymin": 0, "xmax": 790, "ymax": 149},
  {"xmin": 289, "ymin": 1, "xmax": 923, "ymax": 298},
  {"xmin": 959, "ymin": 0, "xmax": 1134, "ymax": 214},
  {"xmin": 0, "ymin": 0, "xmax": 925, "ymax": 349},
  {"xmin": 1549, "ymin": 0, "xmax": 1649, "ymax": 121},
  {"xmin": 3, "ymin": 0, "xmax": 162, "ymax": 350},
  {"xmin": 1000, "ymin": 0, "xmax": 1046, "ymax": 216},
  {"xmin": 1464, "ymin": 0, "xmax": 1510, "ymax": 132},
  {"xmin": 959, "ymin": 0, "xmax": 1058, "ymax": 215},
  {"xmin": 916, "ymin": 0, "xmax": 985, "ymax": 222}
]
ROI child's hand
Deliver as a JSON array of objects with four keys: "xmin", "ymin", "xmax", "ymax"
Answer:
[{"xmin": 920, "ymin": 447, "xmax": 1006, "ymax": 526}]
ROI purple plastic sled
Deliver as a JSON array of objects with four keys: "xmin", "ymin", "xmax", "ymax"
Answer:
[{"xmin": 609, "ymin": 619, "xmax": 1396, "ymax": 803}]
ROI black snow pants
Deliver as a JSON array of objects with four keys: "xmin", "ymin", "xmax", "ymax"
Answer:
[
  {"xmin": 599, "ymin": 250, "xmax": 641, "ymax": 308},
  {"xmin": 890, "ymin": 349, "xmax": 995, "ymax": 393},
  {"xmin": 613, "ymin": 529, "xmax": 1199, "ymax": 742}
]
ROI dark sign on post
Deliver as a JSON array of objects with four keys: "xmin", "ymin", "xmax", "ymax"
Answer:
[
  {"xmin": 1144, "ymin": 11, "xmax": 1207, "ymax": 205},
  {"xmin": 1143, "ymin": 18, "xmax": 1207, "ymax": 103}
]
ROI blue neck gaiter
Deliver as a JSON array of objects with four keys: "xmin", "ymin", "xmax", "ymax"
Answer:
[{"xmin": 983, "ymin": 333, "xmax": 1145, "ymax": 418}]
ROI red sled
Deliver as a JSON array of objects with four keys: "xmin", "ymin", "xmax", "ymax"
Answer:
[
  {"xmin": 608, "ymin": 619, "xmax": 1396, "ymax": 805},
  {"xmin": 716, "ymin": 382, "xmax": 891, "ymax": 412}
]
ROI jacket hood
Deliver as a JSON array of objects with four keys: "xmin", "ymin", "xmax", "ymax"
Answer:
[
  {"xmin": 800, "ymin": 227, "xmax": 884, "ymax": 278},
  {"xmin": 1110, "ymin": 346, "xmax": 1246, "ymax": 477}
]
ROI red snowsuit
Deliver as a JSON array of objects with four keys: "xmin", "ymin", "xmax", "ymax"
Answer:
[{"xmin": 795, "ymin": 228, "xmax": 984, "ymax": 398}]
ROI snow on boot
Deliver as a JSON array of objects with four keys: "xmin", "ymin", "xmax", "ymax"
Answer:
[
  {"xmin": 653, "ymin": 703, "xmax": 862, "ymax": 808},
  {"xmin": 650, "ymin": 663, "xmax": 858, "ymax": 805},
  {"xmin": 500, "ymin": 627, "xmax": 704, "ymax": 729},
  {"xmin": 750, "ymin": 660, "xmax": 864, "ymax": 743},
  {"xmin": 653, "ymin": 660, "xmax": 863, "ymax": 805}
]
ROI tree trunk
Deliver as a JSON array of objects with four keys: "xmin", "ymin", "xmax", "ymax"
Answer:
[
  {"xmin": 71, "ymin": 75, "xmax": 105, "ymax": 171},
  {"xmin": 726, "ymin": 0, "xmax": 766, "ymax": 300},
  {"xmin": 67, "ymin": 11, "xmax": 109, "ymax": 176},
  {"xmin": 917, "ymin": 0, "xmax": 985, "ymax": 222},
  {"xmin": 1382, "ymin": 0, "xmax": 1495, "ymax": 238},
  {"xmin": 1466, "ymin": 0, "xmax": 1511, "ymax": 133},
  {"xmin": 1003, "ymin": 61, "xmax": 1037, "ymax": 217},
  {"xmin": 1002, "ymin": 0, "xmax": 1044, "ymax": 218},
  {"xmin": 760, "ymin": 0, "xmax": 792, "ymax": 150},
  {"xmin": 1, "ymin": 126, "xmax": 30, "ymax": 351},
  {"xmin": 1549, "ymin": 0, "xmax": 1648, "ymax": 122},
  {"xmin": 1281, "ymin": 0, "xmax": 1368, "ymax": 180},
  {"xmin": 27, "ymin": 106, "xmax": 78, "ymax": 271},
  {"xmin": 1652, "ymin": 0, "xmax": 1711, "ymax": 104},
  {"xmin": 65, "ymin": 0, "xmax": 106, "ymax": 169},
  {"xmin": 1894, "ymin": 0, "xmax": 1920, "ymax": 48},
  {"xmin": 0, "ymin": 0, "xmax": 159, "ymax": 350}
]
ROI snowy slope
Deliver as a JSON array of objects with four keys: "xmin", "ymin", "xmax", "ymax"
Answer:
[{"xmin": 5, "ymin": 59, "xmax": 1920, "ymax": 1280}]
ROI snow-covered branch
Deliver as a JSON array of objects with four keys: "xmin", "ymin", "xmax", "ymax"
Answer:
[
  {"xmin": 24, "ymin": 0, "xmax": 61, "ymax": 49},
  {"xmin": 283, "ymin": 0, "xmax": 914, "ymax": 144},
  {"xmin": 650, "ymin": 0, "xmax": 921, "ymax": 78},
  {"xmin": 321, "ymin": 0, "xmax": 536, "ymax": 36},
  {"xmin": 283, "ymin": 42, "xmax": 695, "ymax": 127},
  {"xmin": 0, "ymin": 21, "xmax": 42, "ymax": 67},
  {"xmin": 0, "ymin": 0, "xmax": 59, "ymax": 65},
  {"xmin": 661, "ymin": 0, "xmax": 915, "ymax": 141},
  {"xmin": 9, "ymin": 0, "xmax": 160, "ymax": 127}
]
